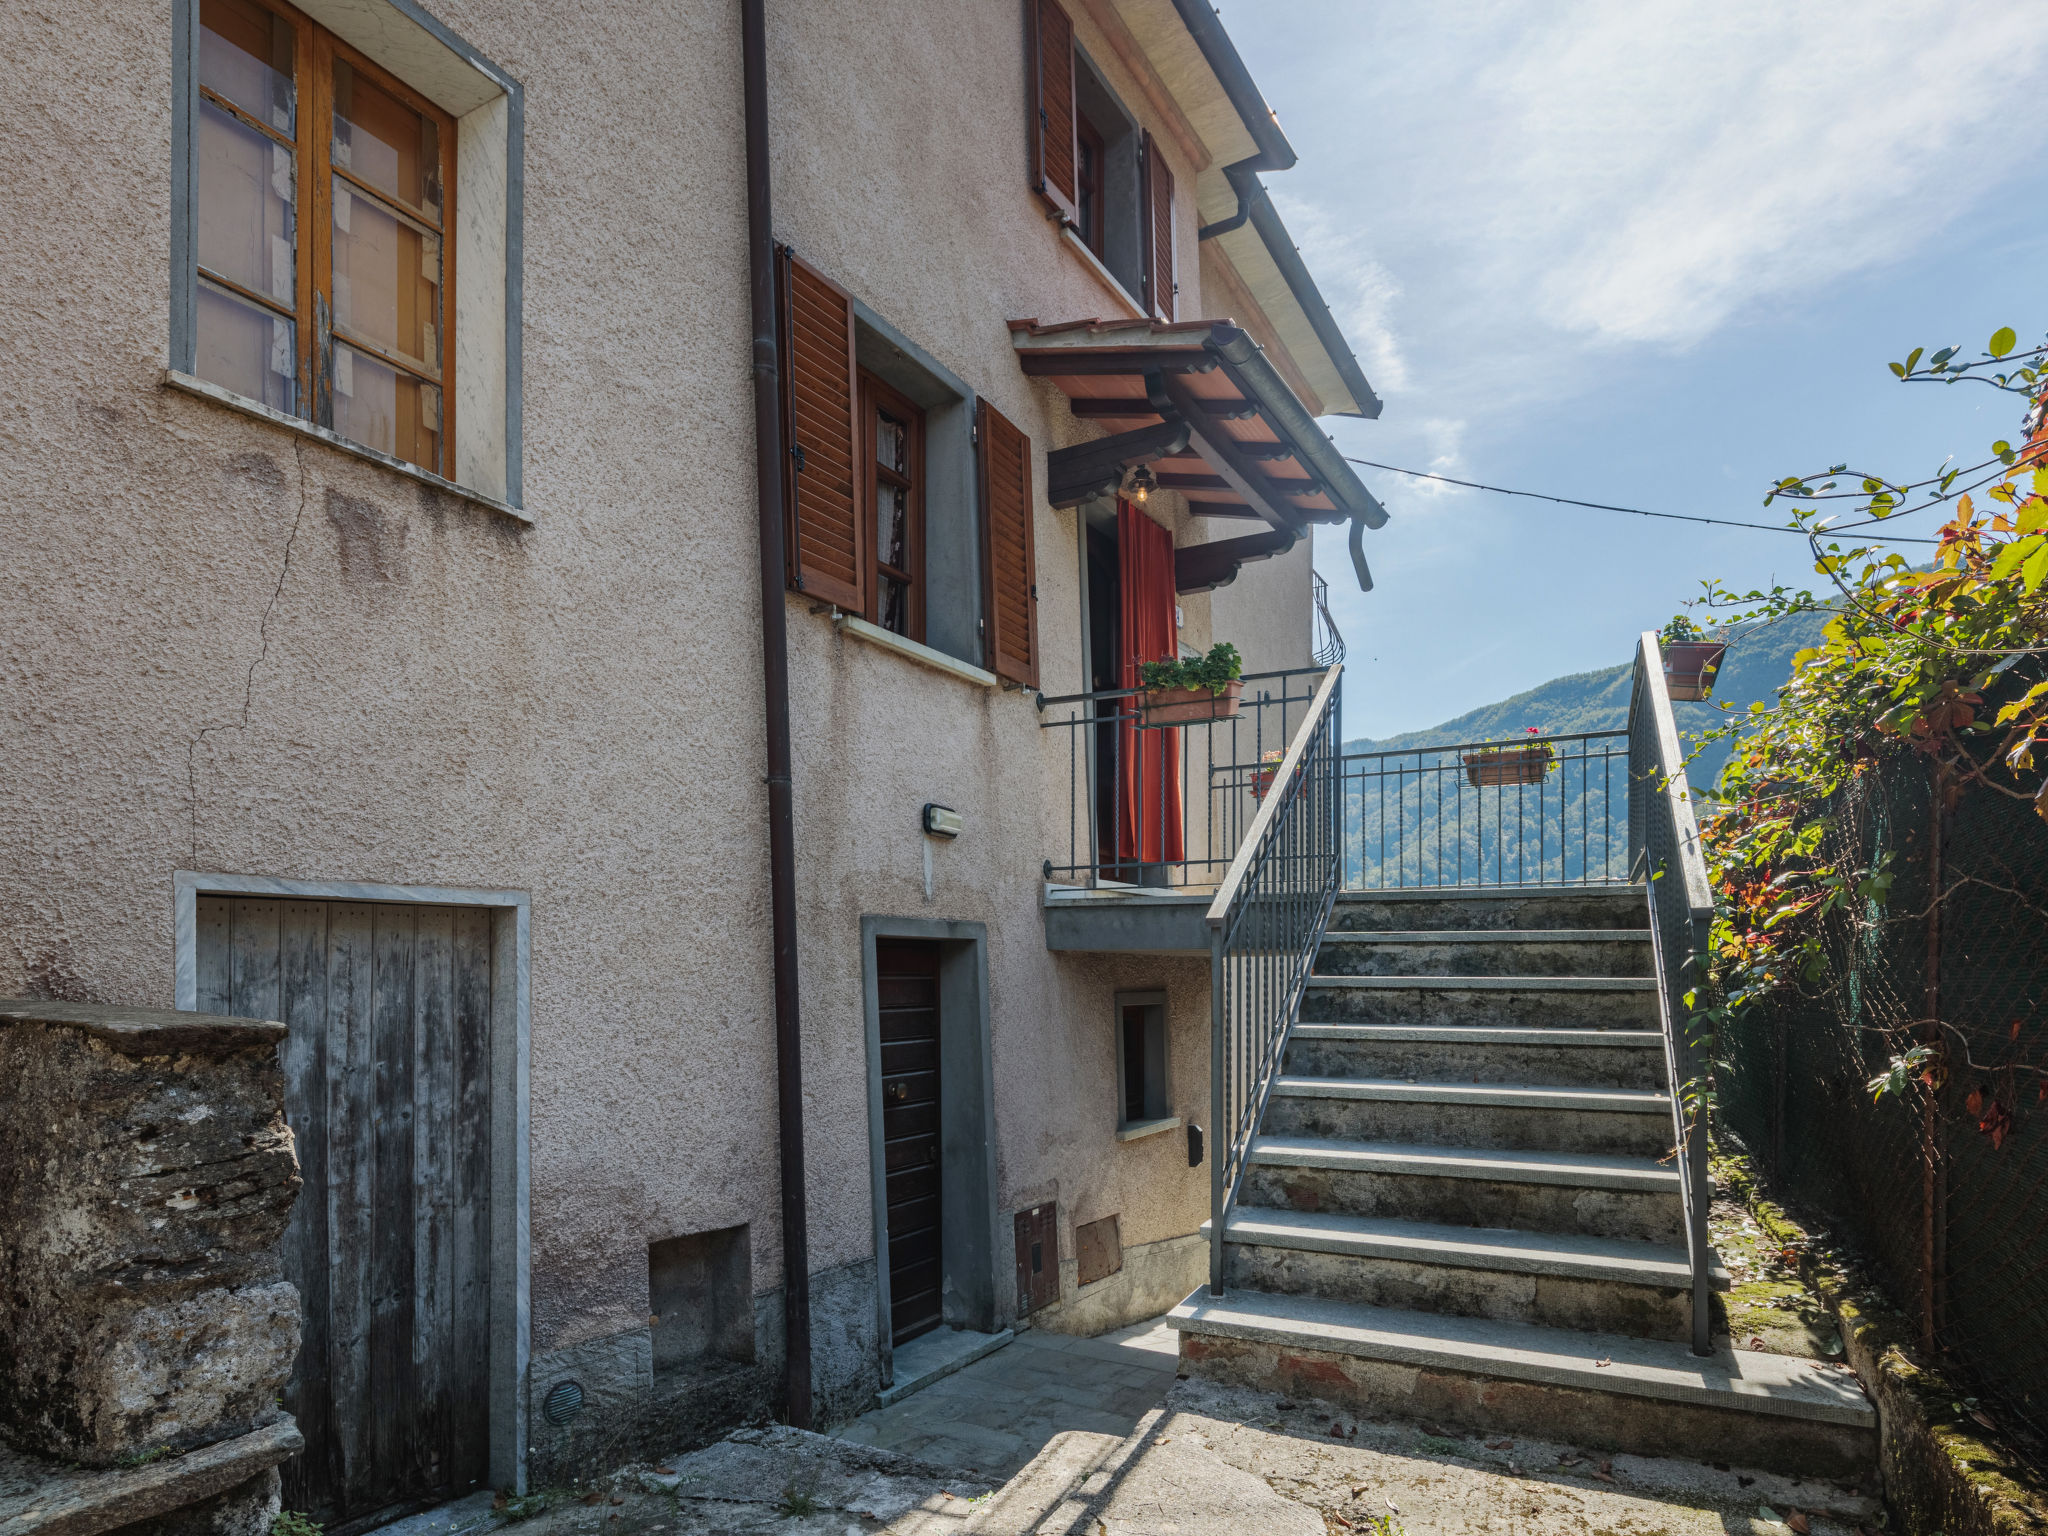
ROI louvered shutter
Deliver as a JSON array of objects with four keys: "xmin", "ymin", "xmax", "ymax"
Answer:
[
  {"xmin": 777, "ymin": 247, "xmax": 865, "ymax": 611},
  {"xmin": 978, "ymin": 399, "xmax": 1039, "ymax": 687},
  {"xmin": 1143, "ymin": 133, "xmax": 1176, "ymax": 321},
  {"xmin": 1027, "ymin": 0, "xmax": 1078, "ymax": 222}
]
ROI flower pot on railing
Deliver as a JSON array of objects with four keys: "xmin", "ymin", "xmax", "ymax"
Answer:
[
  {"xmin": 1140, "ymin": 679, "xmax": 1243, "ymax": 728},
  {"xmin": 1462, "ymin": 742, "xmax": 1554, "ymax": 788},
  {"xmin": 1661, "ymin": 641, "xmax": 1727, "ymax": 702},
  {"xmin": 1251, "ymin": 748, "xmax": 1285, "ymax": 799}
]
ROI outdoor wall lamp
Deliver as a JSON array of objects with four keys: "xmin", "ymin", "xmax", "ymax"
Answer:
[
  {"xmin": 1124, "ymin": 463, "xmax": 1157, "ymax": 504},
  {"xmin": 922, "ymin": 803, "xmax": 963, "ymax": 839}
]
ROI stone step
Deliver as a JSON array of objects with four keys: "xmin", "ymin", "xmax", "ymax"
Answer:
[
  {"xmin": 1213, "ymin": 1208, "xmax": 1718, "ymax": 1343},
  {"xmin": 1303, "ymin": 975, "xmax": 1658, "ymax": 1029},
  {"xmin": 1264, "ymin": 1076, "xmax": 1673, "ymax": 1157},
  {"xmin": 1316, "ymin": 930, "xmax": 1653, "ymax": 979},
  {"xmin": 1240, "ymin": 1136, "xmax": 1685, "ymax": 1243},
  {"xmin": 1170, "ymin": 1288, "xmax": 1876, "ymax": 1481},
  {"xmin": 1286, "ymin": 1022, "xmax": 1665, "ymax": 1090},
  {"xmin": 1330, "ymin": 886, "xmax": 1648, "ymax": 933}
]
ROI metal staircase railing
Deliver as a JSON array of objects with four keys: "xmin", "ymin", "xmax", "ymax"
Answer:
[
  {"xmin": 1627, "ymin": 631, "xmax": 1718, "ymax": 1355},
  {"xmin": 1206, "ymin": 664, "xmax": 1344, "ymax": 1296}
]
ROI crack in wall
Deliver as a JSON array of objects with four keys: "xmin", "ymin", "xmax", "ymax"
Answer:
[{"xmin": 185, "ymin": 439, "xmax": 310, "ymax": 868}]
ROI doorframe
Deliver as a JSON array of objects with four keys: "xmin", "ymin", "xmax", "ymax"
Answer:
[
  {"xmin": 173, "ymin": 871, "xmax": 533, "ymax": 1494},
  {"xmin": 859, "ymin": 916, "xmax": 998, "ymax": 1387}
]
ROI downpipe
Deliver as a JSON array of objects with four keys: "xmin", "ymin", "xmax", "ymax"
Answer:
[{"xmin": 742, "ymin": 0, "xmax": 812, "ymax": 1427}]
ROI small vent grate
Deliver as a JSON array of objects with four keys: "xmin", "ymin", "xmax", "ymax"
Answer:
[{"xmin": 541, "ymin": 1380, "xmax": 584, "ymax": 1426}]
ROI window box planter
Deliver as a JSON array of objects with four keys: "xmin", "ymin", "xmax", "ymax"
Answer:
[
  {"xmin": 1463, "ymin": 742, "xmax": 1554, "ymax": 788},
  {"xmin": 1662, "ymin": 640, "xmax": 1727, "ymax": 701},
  {"xmin": 1251, "ymin": 748, "xmax": 1286, "ymax": 799},
  {"xmin": 1140, "ymin": 679, "xmax": 1243, "ymax": 728}
]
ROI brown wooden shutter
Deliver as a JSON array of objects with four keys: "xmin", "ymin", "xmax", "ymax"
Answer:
[
  {"xmin": 1027, "ymin": 0, "xmax": 1078, "ymax": 222},
  {"xmin": 978, "ymin": 398, "xmax": 1039, "ymax": 687},
  {"xmin": 1143, "ymin": 133, "xmax": 1176, "ymax": 321},
  {"xmin": 777, "ymin": 247, "xmax": 865, "ymax": 611}
]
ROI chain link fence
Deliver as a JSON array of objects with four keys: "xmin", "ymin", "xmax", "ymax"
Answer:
[{"xmin": 1716, "ymin": 755, "xmax": 2048, "ymax": 1476}]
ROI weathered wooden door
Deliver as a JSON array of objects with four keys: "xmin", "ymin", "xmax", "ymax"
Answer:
[
  {"xmin": 877, "ymin": 939, "xmax": 943, "ymax": 1345},
  {"xmin": 196, "ymin": 897, "xmax": 493, "ymax": 1529}
]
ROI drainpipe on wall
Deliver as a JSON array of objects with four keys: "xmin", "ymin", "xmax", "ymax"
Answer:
[{"xmin": 741, "ymin": 0, "xmax": 813, "ymax": 1429}]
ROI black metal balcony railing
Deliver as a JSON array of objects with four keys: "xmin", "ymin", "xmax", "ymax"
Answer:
[
  {"xmin": 1208, "ymin": 666, "xmax": 1343, "ymax": 1294},
  {"xmin": 1341, "ymin": 730, "xmax": 1631, "ymax": 890},
  {"xmin": 1039, "ymin": 667, "xmax": 1330, "ymax": 890}
]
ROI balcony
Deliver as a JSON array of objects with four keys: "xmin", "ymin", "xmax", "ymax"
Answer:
[{"xmin": 1039, "ymin": 666, "xmax": 1331, "ymax": 953}]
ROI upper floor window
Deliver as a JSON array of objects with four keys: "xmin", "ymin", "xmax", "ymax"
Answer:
[
  {"xmin": 194, "ymin": 0, "xmax": 454, "ymax": 476},
  {"xmin": 863, "ymin": 372, "xmax": 925, "ymax": 641},
  {"xmin": 776, "ymin": 248, "xmax": 1041, "ymax": 686},
  {"xmin": 1075, "ymin": 111, "xmax": 1106, "ymax": 258},
  {"xmin": 1026, "ymin": 0, "xmax": 1177, "ymax": 321}
]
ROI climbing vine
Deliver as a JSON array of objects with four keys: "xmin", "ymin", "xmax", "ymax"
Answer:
[{"xmin": 1687, "ymin": 327, "xmax": 2048, "ymax": 1143}]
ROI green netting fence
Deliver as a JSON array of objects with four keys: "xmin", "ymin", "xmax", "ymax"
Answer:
[{"xmin": 1716, "ymin": 756, "xmax": 2048, "ymax": 1476}]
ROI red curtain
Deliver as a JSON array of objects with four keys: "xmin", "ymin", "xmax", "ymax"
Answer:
[{"xmin": 1117, "ymin": 499, "xmax": 1184, "ymax": 865}]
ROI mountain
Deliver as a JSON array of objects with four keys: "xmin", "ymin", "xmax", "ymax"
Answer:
[{"xmin": 1342, "ymin": 610, "xmax": 1828, "ymax": 791}]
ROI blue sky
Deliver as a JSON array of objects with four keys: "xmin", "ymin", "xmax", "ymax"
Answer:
[{"xmin": 1223, "ymin": 1, "xmax": 2048, "ymax": 739}]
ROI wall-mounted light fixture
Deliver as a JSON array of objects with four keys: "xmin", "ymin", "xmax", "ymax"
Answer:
[
  {"xmin": 1124, "ymin": 463, "xmax": 1157, "ymax": 505},
  {"xmin": 922, "ymin": 803, "xmax": 963, "ymax": 840}
]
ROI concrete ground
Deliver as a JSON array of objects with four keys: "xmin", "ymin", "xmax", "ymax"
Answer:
[
  {"xmin": 826, "ymin": 1319, "xmax": 1181, "ymax": 1479},
  {"xmin": 451, "ymin": 1303, "xmax": 1885, "ymax": 1536}
]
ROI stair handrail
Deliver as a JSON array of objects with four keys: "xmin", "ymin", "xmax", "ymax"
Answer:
[
  {"xmin": 1206, "ymin": 663, "xmax": 1344, "ymax": 1297},
  {"xmin": 1626, "ymin": 631, "xmax": 1717, "ymax": 1355}
]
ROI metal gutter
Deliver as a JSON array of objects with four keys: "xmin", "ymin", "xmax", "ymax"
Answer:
[
  {"xmin": 1168, "ymin": 0, "xmax": 1295, "ymax": 172},
  {"xmin": 1244, "ymin": 186, "xmax": 1383, "ymax": 419},
  {"xmin": 1207, "ymin": 327, "xmax": 1386, "ymax": 526},
  {"xmin": 740, "ymin": 0, "xmax": 812, "ymax": 1430}
]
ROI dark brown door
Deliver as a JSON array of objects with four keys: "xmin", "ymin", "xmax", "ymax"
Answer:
[
  {"xmin": 878, "ymin": 939, "xmax": 943, "ymax": 1345},
  {"xmin": 196, "ymin": 896, "xmax": 493, "ymax": 1531}
]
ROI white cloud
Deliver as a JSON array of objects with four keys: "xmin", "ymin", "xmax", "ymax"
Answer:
[
  {"xmin": 1244, "ymin": 0, "xmax": 2048, "ymax": 371},
  {"xmin": 1468, "ymin": 2, "xmax": 2048, "ymax": 346},
  {"xmin": 1267, "ymin": 191, "xmax": 1413, "ymax": 391}
]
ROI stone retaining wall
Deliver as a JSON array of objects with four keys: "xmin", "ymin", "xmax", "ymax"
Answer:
[{"xmin": 0, "ymin": 999, "xmax": 304, "ymax": 1536}]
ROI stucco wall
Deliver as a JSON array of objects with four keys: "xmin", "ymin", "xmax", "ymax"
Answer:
[{"xmin": 0, "ymin": 0, "xmax": 1324, "ymax": 1462}]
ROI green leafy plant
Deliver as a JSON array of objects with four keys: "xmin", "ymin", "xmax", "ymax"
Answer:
[
  {"xmin": 114, "ymin": 1446, "xmax": 174, "ymax": 1469},
  {"xmin": 1137, "ymin": 641, "xmax": 1242, "ymax": 696},
  {"xmin": 1689, "ymin": 324, "xmax": 2048, "ymax": 1147},
  {"xmin": 776, "ymin": 1481, "xmax": 821, "ymax": 1517},
  {"xmin": 1661, "ymin": 613, "xmax": 1709, "ymax": 644},
  {"xmin": 271, "ymin": 1514, "xmax": 323, "ymax": 1536}
]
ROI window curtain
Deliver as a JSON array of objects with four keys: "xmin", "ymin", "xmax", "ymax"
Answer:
[{"xmin": 1117, "ymin": 498, "xmax": 1184, "ymax": 866}]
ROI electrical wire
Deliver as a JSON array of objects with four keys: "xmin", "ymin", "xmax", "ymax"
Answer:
[{"xmin": 1342, "ymin": 456, "xmax": 1940, "ymax": 545}]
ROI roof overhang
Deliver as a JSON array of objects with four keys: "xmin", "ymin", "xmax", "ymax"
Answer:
[
  {"xmin": 1011, "ymin": 317, "xmax": 1386, "ymax": 593},
  {"xmin": 1101, "ymin": 0, "xmax": 1383, "ymax": 420}
]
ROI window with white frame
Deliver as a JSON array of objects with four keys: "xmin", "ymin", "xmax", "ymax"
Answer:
[{"xmin": 174, "ymin": 0, "xmax": 522, "ymax": 507}]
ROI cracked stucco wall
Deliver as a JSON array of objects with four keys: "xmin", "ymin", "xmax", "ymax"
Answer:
[{"xmin": 0, "ymin": 0, "xmax": 1321, "ymax": 1429}]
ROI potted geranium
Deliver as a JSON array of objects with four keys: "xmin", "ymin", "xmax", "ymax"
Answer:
[
  {"xmin": 1659, "ymin": 614, "xmax": 1727, "ymax": 701},
  {"xmin": 1137, "ymin": 642, "xmax": 1243, "ymax": 727},
  {"xmin": 1251, "ymin": 748, "xmax": 1286, "ymax": 798},
  {"xmin": 1463, "ymin": 726, "xmax": 1554, "ymax": 787}
]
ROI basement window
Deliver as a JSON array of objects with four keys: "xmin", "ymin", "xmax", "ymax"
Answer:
[{"xmin": 649, "ymin": 1224, "xmax": 755, "ymax": 1383}]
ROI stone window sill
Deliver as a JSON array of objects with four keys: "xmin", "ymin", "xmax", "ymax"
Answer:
[
  {"xmin": 164, "ymin": 370, "xmax": 531, "ymax": 525},
  {"xmin": 832, "ymin": 611, "xmax": 998, "ymax": 689},
  {"xmin": 1116, "ymin": 1115, "xmax": 1182, "ymax": 1143}
]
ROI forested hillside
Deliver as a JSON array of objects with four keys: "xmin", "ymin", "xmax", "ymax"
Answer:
[{"xmin": 1343, "ymin": 609, "xmax": 1828, "ymax": 790}]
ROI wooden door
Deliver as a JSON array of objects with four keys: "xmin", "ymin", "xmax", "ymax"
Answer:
[
  {"xmin": 877, "ymin": 939, "xmax": 943, "ymax": 1345},
  {"xmin": 196, "ymin": 896, "xmax": 493, "ymax": 1530}
]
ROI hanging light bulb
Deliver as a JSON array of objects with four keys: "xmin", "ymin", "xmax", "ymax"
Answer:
[{"xmin": 1126, "ymin": 463, "xmax": 1157, "ymax": 505}]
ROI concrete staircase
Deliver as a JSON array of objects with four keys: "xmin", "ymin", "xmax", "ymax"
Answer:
[{"xmin": 1172, "ymin": 886, "xmax": 1877, "ymax": 1479}]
